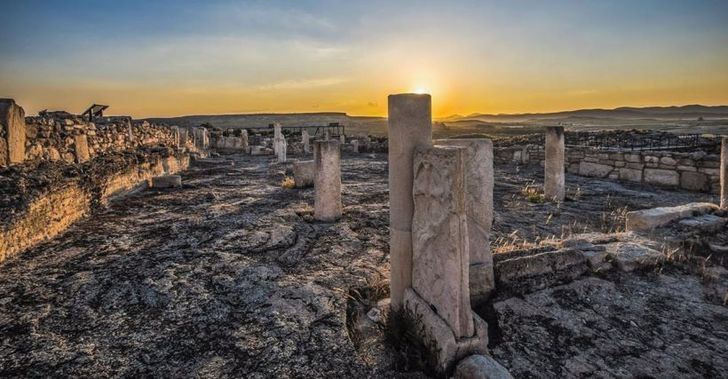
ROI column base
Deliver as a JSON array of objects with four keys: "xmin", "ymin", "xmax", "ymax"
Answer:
[{"xmin": 403, "ymin": 287, "xmax": 488, "ymax": 375}]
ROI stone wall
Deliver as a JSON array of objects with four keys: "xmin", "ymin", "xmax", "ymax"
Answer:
[
  {"xmin": 496, "ymin": 144, "xmax": 722, "ymax": 194},
  {"xmin": 0, "ymin": 149, "xmax": 189, "ymax": 262},
  {"xmin": 20, "ymin": 113, "xmax": 180, "ymax": 165}
]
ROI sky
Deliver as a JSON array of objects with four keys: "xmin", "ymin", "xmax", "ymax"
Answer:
[{"xmin": 1, "ymin": 0, "xmax": 727, "ymax": 118}]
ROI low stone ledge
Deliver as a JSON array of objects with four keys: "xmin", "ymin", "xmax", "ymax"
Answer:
[
  {"xmin": 152, "ymin": 175, "xmax": 182, "ymax": 188},
  {"xmin": 494, "ymin": 248, "xmax": 588, "ymax": 294},
  {"xmin": 625, "ymin": 202, "xmax": 720, "ymax": 231}
]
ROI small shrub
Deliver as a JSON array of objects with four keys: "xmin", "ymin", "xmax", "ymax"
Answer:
[{"xmin": 281, "ymin": 176, "xmax": 295, "ymax": 189}]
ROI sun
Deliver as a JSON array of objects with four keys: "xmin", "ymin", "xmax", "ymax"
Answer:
[{"xmin": 412, "ymin": 86, "xmax": 430, "ymax": 95}]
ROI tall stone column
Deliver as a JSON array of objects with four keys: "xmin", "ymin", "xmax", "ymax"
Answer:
[
  {"xmin": 0, "ymin": 99, "xmax": 26, "ymax": 166},
  {"xmin": 434, "ymin": 138, "xmax": 494, "ymax": 304},
  {"xmin": 241, "ymin": 129, "xmax": 249, "ymax": 154},
  {"xmin": 314, "ymin": 140, "xmax": 342, "ymax": 221},
  {"xmin": 544, "ymin": 126, "xmax": 565, "ymax": 202},
  {"xmin": 302, "ymin": 129, "xmax": 310, "ymax": 153},
  {"xmin": 388, "ymin": 93, "xmax": 432, "ymax": 309},
  {"xmin": 721, "ymin": 137, "xmax": 728, "ymax": 208},
  {"xmin": 273, "ymin": 123, "xmax": 286, "ymax": 162}
]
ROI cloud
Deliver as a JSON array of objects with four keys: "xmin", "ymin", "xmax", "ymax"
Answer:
[{"xmin": 256, "ymin": 77, "xmax": 348, "ymax": 91}]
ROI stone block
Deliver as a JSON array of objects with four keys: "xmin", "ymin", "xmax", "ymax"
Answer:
[
  {"xmin": 314, "ymin": 140, "xmax": 341, "ymax": 221},
  {"xmin": 578, "ymin": 162, "xmax": 613, "ymax": 178},
  {"xmin": 626, "ymin": 162, "xmax": 644, "ymax": 170},
  {"xmin": 625, "ymin": 202, "xmax": 719, "ymax": 231},
  {"xmin": 0, "ymin": 99, "xmax": 26, "ymax": 166},
  {"xmin": 680, "ymin": 171, "xmax": 709, "ymax": 192},
  {"xmin": 604, "ymin": 242, "xmax": 664, "ymax": 272},
  {"xmin": 293, "ymin": 160, "xmax": 314, "ymax": 188},
  {"xmin": 624, "ymin": 154, "xmax": 641, "ymax": 163},
  {"xmin": 403, "ymin": 288, "xmax": 488, "ymax": 375},
  {"xmin": 412, "ymin": 145, "xmax": 473, "ymax": 337},
  {"xmin": 454, "ymin": 354, "xmax": 513, "ymax": 379},
  {"xmin": 152, "ymin": 175, "xmax": 182, "ymax": 188},
  {"xmin": 74, "ymin": 134, "xmax": 90, "ymax": 163},
  {"xmin": 544, "ymin": 126, "xmax": 565, "ymax": 201},
  {"xmin": 660, "ymin": 156, "xmax": 677, "ymax": 165},
  {"xmin": 618, "ymin": 168, "xmax": 642, "ymax": 182},
  {"xmin": 643, "ymin": 168, "xmax": 679, "ymax": 187},
  {"xmin": 435, "ymin": 138, "xmax": 495, "ymax": 303}
]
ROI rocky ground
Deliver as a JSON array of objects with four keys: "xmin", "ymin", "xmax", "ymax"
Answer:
[{"xmin": 0, "ymin": 153, "xmax": 726, "ymax": 377}]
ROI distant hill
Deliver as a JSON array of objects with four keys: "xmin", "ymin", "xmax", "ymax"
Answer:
[
  {"xmin": 449, "ymin": 105, "xmax": 728, "ymax": 123},
  {"xmin": 145, "ymin": 112, "xmax": 351, "ymax": 129},
  {"xmin": 143, "ymin": 104, "xmax": 728, "ymax": 137}
]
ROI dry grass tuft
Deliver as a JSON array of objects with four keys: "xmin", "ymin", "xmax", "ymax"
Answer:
[
  {"xmin": 520, "ymin": 184, "xmax": 545, "ymax": 203},
  {"xmin": 281, "ymin": 176, "xmax": 295, "ymax": 189}
]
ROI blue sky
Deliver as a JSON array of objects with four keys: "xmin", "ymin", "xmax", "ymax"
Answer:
[{"xmin": 1, "ymin": 0, "xmax": 727, "ymax": 117}]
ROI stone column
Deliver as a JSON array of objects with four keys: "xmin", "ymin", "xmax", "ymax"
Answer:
[
  {"xmin": 74, "ymin": 134, "xmax": 90, "ymax": 163},
  {"xmin": 412, "ymin": 145, "xmax": 473, "ymax": 338},
  {"xmin": 171, "ymin": 126, "xmax": 181, "ymax": 148},
  {"xmin": 721, "ymin": 137, "xmax": 728, "ymax": 208},
  {"xmin": 273, "ymin": 123, "xmax": 286, "ymax": 162},
  {"xmin": 340, "ymin": 134, "xmax": 346, "ymax": 145},
  {"xmin": 434, "ymin": 138, "xmax": 494, "ymax": 304},
  {"xmin": 388, "ymin": 93, "xmax": 432, "ymax": 309},
  {"xmin": 544, "ymin": 126, "xmax": 565, "ymax": 202},
  {"xmin": 0, "ymin": 99, "xmax": 26, "ymax": 166},
  {"xmin": 314, "ymin": 140, "xmax": 342, "ymax": 221},
  {"xmin": 241, "ymin": 129, "xmax": 249, "ymax": 154},
  {"xmin": 302, "ymin": 129, "xmax": 310, "ymax": 153}
]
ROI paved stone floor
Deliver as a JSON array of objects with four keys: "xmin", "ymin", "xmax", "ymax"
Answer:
[{"xmin": 0, "ymin": 153, "xmax": 724, "ymax": 377}]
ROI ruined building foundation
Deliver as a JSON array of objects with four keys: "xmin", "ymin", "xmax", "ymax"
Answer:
[
  {"xmin": 435, "ymin": 138, "xmax": 495, "ymax": 304},
  {"xmin": 313, "ymin": 140, "xmax": 342, "ymax": 221},
  {"xmin": 387, "ymin": 93, "xmax": 433, "ymax": 308},
  {"xmin": 544, "ymin": 126, "xmax": 566, "ymax": 201}
]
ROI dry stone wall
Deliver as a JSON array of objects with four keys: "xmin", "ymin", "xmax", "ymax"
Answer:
[
  {"xmin": 496, "ymin": 143, "xmax": 721, "ymax": 194},
  {"xmin": 14, "ymin": 113, "xmax": 179, "ymax": 166}
]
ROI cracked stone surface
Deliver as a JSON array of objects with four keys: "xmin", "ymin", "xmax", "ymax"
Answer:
[
  {"xmin": 491, "ymin": 270, "xmax": 728, "ymax": 378},
  {"xmin": 0, "ymin": 154, "xmax": 394, "ymax": 377},
  {"xmin": 1, "ymin": 153, "xmax": 725, "ymax": 377}
]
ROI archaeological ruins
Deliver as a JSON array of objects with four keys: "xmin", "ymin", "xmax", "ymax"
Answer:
[{"xmin": 1, "ymin": 95, "xmax": 727, "ymax": 377}]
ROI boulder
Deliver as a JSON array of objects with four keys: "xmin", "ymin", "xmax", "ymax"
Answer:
[
  {"xmin": 455, "ymin": 355, "xmax": 513, "ymax": 379},
  {"xmin": 152, "ymin": 175, "xmax": 182, "ymax": 188}
]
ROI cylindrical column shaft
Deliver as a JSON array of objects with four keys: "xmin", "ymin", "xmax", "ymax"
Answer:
[
  {"xmin": 388, "ymin": 93, "xmax": 432, "ymax": 309},
  {"xmin": 314, "ymin": 140, "xmax": 342, "ymax": 221},
  {"xmin": 544, "ymin": 126, "xmax": 565, "ymax": 202}
]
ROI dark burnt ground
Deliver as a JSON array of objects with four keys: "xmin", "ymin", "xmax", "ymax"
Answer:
[
  {"xmin": 491, "ymin": 163, "xmax": 717, "ymax": 250},
  {"xmin": 491, "ymin": 268, "xmax": 728, "ymax": 378},
  {"xmin": 0, "ymin": 153, "xmax": 723, "ymax": 378},
  {"xmin": 0, "ymin": 153, "xmax": 395, "ymax": 377}
]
